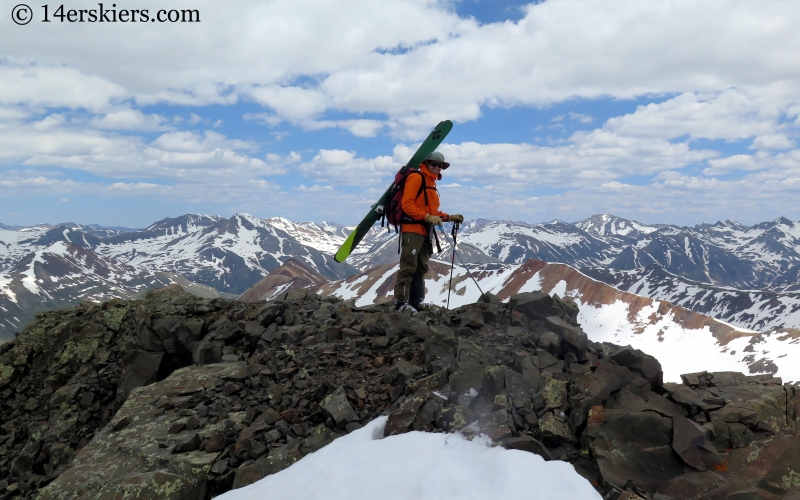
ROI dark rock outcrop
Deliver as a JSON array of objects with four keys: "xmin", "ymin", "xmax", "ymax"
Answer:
[{"xmin": 0, "ymin": 287, "xmax": 797, "ymax": 499}]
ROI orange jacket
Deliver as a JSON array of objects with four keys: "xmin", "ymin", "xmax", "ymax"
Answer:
[{"xmin": 401, "ymin": 164, "xmax": 448, "ymax": 236}]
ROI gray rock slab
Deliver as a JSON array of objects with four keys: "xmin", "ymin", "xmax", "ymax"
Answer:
[{"xmin": 34, "ymin": 363, "xmax": 253, "ymax": 500}]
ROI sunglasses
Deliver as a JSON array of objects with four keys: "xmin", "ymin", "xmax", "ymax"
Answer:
[{"xmin": 427, "ymin": 161, "xmax": 445, "ymax": 168}]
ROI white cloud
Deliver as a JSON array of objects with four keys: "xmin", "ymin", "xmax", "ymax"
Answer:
[
  {"xmin": 569, "ymin": 113, "xmax": 593, "ymax": 124},
  {"xmin": 301, "ymin": 119, "xmax": 385, "ymax": 137},
  {"xmin": 188, "ymin": 113, "xmax": 205, "ymax": 126},
  {"xmin": 0, "ymin": 61, "xmax": 127, "ymax": 111},
  {"xmin": 751, "ymin": 133, "xmax": 796, "ymax": 150},
  {"xmin": 299, "ymin": 149, "xmax": 400, "ymax": 186},
  {"xmin": 0, "ymin": 122, "xmax": 287, "ymax": 182},
  {"xmin": 31, "ymin": 114, "xmax": 67, "ymax": 131},
  {"xmin": 243, "ymin": 113, "xmax": 282, "ymax": 126},
  {"xmin": 386, "ymin": 133, "xmax": 717, "ymax": 190},
  {"xmin": 2, "ymin": 0, "xmax": 798, "ymax": 130},
  {"xmin": 0, "ymin": 106, "xmax": 30, "ymax": 123},
  {"xmin": 91, "ymin": 109, "xmax": 171, "ymax": 131},
  {"xmin": 603, "ymin": 87, "xmax": 795, "ymax": 141},
  {"xmin": 151, "ymin": 130, "xmax": 258, "ymax": 154}
]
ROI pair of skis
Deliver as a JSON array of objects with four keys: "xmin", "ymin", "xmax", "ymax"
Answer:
[{"xmin": 333, "ymin": 120, "xmax": 453, "ymax": 263}]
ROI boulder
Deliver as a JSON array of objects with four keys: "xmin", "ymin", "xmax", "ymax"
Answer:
[
  {"xmin": 572, "ymin": 361, "xmax": 635, "ymax": 425},
  {"xmin": 672, "ymin": 416, "xmax": 725, "ymax": 471},
  {"xmin": 406, "ymin": 369, "xmax": 449, "ymax": 393},
  {"xmin": 449, "ymin": 365, "xmax": 505, "ymax": 399},
  {"xmin": 11, "ymin": 441, "xmax": 40, "ymax": 475},
  {"xmin": 543, "ymin": 315, "xmax": 588, "ymax": 361},
  {"xmin": 381, "ymin": 359, "xmax": 423, "ymax": 385},
  {"xmin": 193, "ymin": 339, "xmax": 223, "ymax": 364},
  {"xmin": 301, "ymin": 425, "xmax": 340, "ymax": 455},
  {"xmin": 320, "ymin": 386, "xmax": 358, "ymax": 428},
  {"xmin": 385, "ymin": 388, "xmax": 435, "ymax": 436},
  {"xmin": 586, "ymin": 408, "xmax": 687, "ymax": 491},
  {"xmin": 608, "ymin": 345, "xmax": 662, "ymax": 390},
  {"xmin": 93, "ymin": 470, "xmax": 206, "ymax": 500},
  {"xmin": 504, "ymin": 367, "xmax": 539, "ymax": 409},
  {"xmin": 503, "ymin": 435, "xmax": 553, "ymax": 460},
  {"xmin": 509, "ymin": 292, "xmax": 564, "ymax": 322},
  {"xmin": 117, "ymin": 350, "xmax": 164, "ymax": 401},
  {"xmin": 424, "ymin": 324, "xmax": 458, "ymax": 371},
  {"xmin": 151, "ymin": 318, "xmax": 202, "ymax": 354},
  {"xmin": 539, "ymin": 411, "xmax": 575, "ymax": 445},
  {"xmin": 232, "ymin": 443, "xmax": 302, "ymax": 489}
]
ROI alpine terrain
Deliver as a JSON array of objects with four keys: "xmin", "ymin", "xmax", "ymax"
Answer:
[{"xmin": 2, "ymin": 213, "xmax": 800, "ymax": 344}]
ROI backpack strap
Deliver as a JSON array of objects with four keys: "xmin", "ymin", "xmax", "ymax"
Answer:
[
  {"xmin": 400, "ymin": 171, "xmax": 429, "ymax": 226},
  {"xmin": 416, "ymin": 172, "xmax": 428, "ymax": 206}
]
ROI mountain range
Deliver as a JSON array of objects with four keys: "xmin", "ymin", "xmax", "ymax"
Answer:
[{"xmin": 2, "ymin": 212, "xmax": 800, "ymax": 340}]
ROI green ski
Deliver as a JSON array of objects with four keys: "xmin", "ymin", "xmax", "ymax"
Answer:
[{"xmin": 334, "ymin": 120, "xmax": 453, "ymax": 263}]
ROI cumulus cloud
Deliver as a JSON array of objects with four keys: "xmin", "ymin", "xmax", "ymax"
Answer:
[
  {"xmin": 302, "ymin": 119, "xmax": 386, "ymax": 137},
  {"xmin": 299, "ymin": 150, "xmax": 400, "ymax": 186},
  {"xmin": 0, "ymin": 62, "xmax": 127, "ymax": 111},
  {"xmin": 384, "ymin": 133, "xmax": 716, "ymax": 190},
  {"xmin": 603, "ymin": 87, "xmax": 796, "ymax": 142},
  {"xmin": 434, "ymin": 171, "xmax": 800, "ymax": 226},
  {"xmin": 151, "ymin": 130, "xmax": 258, "ymax": 154},
  {"xmin": 0, "ymin": 121, "xmax": 289, "ymax": 182},
  {"xmin": 751, "ymin": 133, "xmax": 796, "ymax": 150},
  {"xmin": 91, "ymin": 109, "xmax": 171, "ymax": 131},
  {"xmin": 1, "ymin": 1, "xmax": 797, "ymax": 128}
]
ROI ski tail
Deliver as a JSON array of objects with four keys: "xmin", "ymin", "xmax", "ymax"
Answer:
[{"xmin": 334, "ymin": 230, "xmax": 357, "ymax": 263}]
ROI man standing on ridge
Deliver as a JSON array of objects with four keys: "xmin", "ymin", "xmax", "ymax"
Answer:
[{"xmin": 394, "ymin": 151, "xmax": 464, "ymax": 314}]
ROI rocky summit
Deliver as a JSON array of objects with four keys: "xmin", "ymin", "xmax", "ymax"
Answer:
[{"xmin": 0, "ymin": 286, "xmax": 798, "ymax": 499}]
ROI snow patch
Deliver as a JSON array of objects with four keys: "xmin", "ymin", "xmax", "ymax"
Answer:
[{"xmin": 217, "ymin": 416, "xmax": 600, "ymax": 500}]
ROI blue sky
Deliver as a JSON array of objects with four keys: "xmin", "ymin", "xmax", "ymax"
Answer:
[{"xmin": 1, "ymin": 0, "xmax": 799, "ymax": 228}]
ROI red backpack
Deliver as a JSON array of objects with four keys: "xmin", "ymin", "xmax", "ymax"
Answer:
[{"xmin": 380, "ymin": 166, "xmax": 429, "ymax": 231}]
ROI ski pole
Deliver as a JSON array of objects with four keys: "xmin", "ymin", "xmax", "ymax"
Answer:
[
  {"xmin": 446, "ymin": 222, "xmax": 458, "ymax": 309},
  {"xmin": 437, "ymin": 224, "xmax": 485, "ymax": 299}
]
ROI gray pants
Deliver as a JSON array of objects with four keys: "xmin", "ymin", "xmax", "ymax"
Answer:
[{"xmin": 394, "ymin": 232, "xmax": 432, "ymax": 306}]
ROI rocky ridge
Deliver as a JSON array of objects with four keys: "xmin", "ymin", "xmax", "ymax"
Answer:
[
  {"xmin": 243, "ymin": 259, "xmax": 800, "ymax": 382},
  {"xmin": 0, "ymin": 287, "xmax": 797, "ymax": 499}
]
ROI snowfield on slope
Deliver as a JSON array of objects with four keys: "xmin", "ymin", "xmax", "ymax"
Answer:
[{"xmin": 218, "ymin": 416, "xmax": 601, "ymax": 500}]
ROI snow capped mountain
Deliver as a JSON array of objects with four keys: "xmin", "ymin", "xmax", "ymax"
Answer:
[
  {"xmin": 263, "ymin": 218, "xmax": 353, "ymax": 255},
  {"xmin": 141, "ymin": 213, "xmax": 224, "ymax": 234},
  {"xmin": 607, "ymin": 232, "xmax": 761, "ymax": 288},
  {"xmin": 581, "ymin": 264, "xmax": 800, "ymax": 332},
  {"xmin": 93, "ymin": 213, "xmax": 359, "ymax": 294},
  {"xmin": 574, "ymin": 213, "xmax": 661, "ymax": 239},
  {"xmin": 0, "ymin": 226, "xmax": 46, "ymax": 271},
  {"xmin": 459, "ymin": 219, "xmax": 616, "ymax": 266},
  {"xmin": 0, "ymin": 241, "xmax": 174, "ymax": 339},
  {"xmin": 1, "ymin": 223, "xmax": 137, "ymax": 271},
  {"xmin": 460, "ymin": 216, "xmax": 800, "ymax": 291},
  {"xmin": 241, "ymin": 258, "xmax": 800, "ymax": 383}
]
